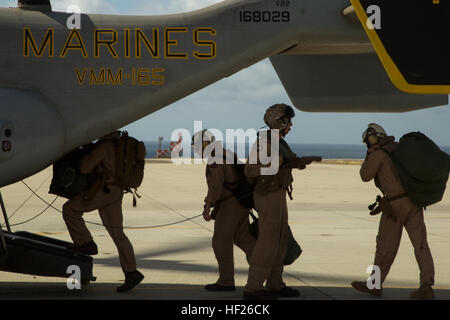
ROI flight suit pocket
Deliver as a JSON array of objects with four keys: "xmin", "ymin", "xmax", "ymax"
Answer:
[
  {"xmin": 254, "ymin": 175, "xmax": 280, "ymax": 195},
  {"xmin": 380, "ymin": 197, "xmax": 397, "ymax": 222}
]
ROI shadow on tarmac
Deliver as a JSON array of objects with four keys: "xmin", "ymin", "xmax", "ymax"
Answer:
[{"xmin": 1, "ymin": 282, "xmax": 450, "ymax": 300}]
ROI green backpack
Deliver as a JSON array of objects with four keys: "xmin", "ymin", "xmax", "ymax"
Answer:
[
  {"xmin": 49, "ymin": 147, "xmax": 97, "ymax": 199},
  {"xmin": 383, "ymin": 132, "xmax": 450, "ymax": 208}
]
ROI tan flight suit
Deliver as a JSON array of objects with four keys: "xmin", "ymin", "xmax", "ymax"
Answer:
[
  {"xmin": 361, "ymin": 149, "xmax": 435, "ymax": 286},
  {"xmin": 205, "ymin": 152, "xmax": 256, "ymax": 286},
  {"xmin": 243, "ymin": 136, "xmax": 295, "ymax": 292},
  {"xmin": 63, "ymin": 139, "xmax": 137, "ymax": 273}
]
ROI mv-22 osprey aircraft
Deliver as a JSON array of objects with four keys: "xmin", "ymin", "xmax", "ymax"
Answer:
[{"xmin": 0, "ymin": 0, "xmax": 448, "ymax": 285}]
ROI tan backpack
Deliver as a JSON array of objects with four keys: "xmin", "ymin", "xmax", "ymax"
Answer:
[{"xmin": 113, "ymin": 131, "xmax": 146, "ymax": 206}]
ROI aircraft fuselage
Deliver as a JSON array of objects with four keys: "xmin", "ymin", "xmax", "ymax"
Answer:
[{"xmin": 0, "ymin": 0, "xmax": 368, "ymax": 187}]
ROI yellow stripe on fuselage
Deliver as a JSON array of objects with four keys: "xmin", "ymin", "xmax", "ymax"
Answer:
[{"xmin": 350, "ymin": 0, "xmax": 450, "ymax": 94}]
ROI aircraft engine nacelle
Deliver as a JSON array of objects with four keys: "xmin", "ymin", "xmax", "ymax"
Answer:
[{"xmin": 0, "ymin": 88, "xmax": 65, "ymax": 187}]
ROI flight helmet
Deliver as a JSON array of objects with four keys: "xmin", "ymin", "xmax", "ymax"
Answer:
[
  {"xmin": 264, "ymin": 103, "xmax": 295, "ymax": 131},
  {"xmin": 362, "ymin": 123, "xmax": 387, "ymax": 146}
]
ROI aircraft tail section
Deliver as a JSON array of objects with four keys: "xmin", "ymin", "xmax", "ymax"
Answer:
[
  {"xmin": 270, "ymin": 53, "xmax": 448, "ymax": 112},
  {"xmin": 350, "ymin": 0, "xmax": 450, "ymax": 94}
]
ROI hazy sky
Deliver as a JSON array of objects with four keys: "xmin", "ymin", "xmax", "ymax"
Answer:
[{"xmin": 1, "ymin": 0, "xmax": 449, "ymax": 145}]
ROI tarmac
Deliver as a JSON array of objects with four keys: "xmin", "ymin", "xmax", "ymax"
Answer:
[{"xmin": 0, "ymin": 159, "xmax": 449, "ymax": 300}]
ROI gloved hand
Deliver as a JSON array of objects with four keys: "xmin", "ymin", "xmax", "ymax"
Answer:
[
  {"xmin": 293, "ymin": 156, "xmax": 322, "ymax": 169},
  {"xmin": 292, "ymin": 157, "xmax": 306, "ymax": 169},
  {"xmin": 82, "ymin": 142, "xmax": 96, "ymax": 153},
  {"xmin": 202, "ymin": 202, "xmax": 213, "ymax": 221},
  {"xmin": 367, "ymin": 143, "xmax": 383, "ymax": 155}
]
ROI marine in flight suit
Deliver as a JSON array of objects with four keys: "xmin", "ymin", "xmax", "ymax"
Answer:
[
  {"xmin": 351, "ymin": 123, "xmax": 435, "ymax": 300},
  {"xmin": 194, "ymin": 130, "xmax": 256, "ymax": 291},
  {"xmin": 243, "ymin": 104, "xmax": 320, "ymax": 300},
  {"xmin": 62, "ymin": 132, "xmax": 144, "ymax": 292}
]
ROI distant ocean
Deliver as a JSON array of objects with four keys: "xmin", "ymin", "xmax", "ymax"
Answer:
[{"xmin": 144, "ymin": 141, "xmax": 450, "ymax": 160}]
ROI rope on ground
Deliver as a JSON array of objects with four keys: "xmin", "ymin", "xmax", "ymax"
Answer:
[
  {"xmin": 6, "ymin": 196, "xmax": 58, "ymax": 227},
  {"xmin": 6, "ymin": 175, "xmax": 51, "ymax": 222},
  {"xmin": 140, "ymin": 192, "xmax": 213, "ymax": 233},
  {"xmin": 16, "ymin": 180, "xmax": 203, "ymax": 230}
]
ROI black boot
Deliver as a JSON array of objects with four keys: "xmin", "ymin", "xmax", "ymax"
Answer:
[
  {"xmin": 117, "ymin": 270, "xmax": 144, "ymax": 293},
  {"xmin": 410, "ymin": 285, "xmax": 435, "ymax": 300},
  {"xmin": 68, "ymin": 240, "xmax": 98, "ymax": 256},
  {"xmin": 351, "ymin": 281, "xmax": 383, "ymax": 297}
]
